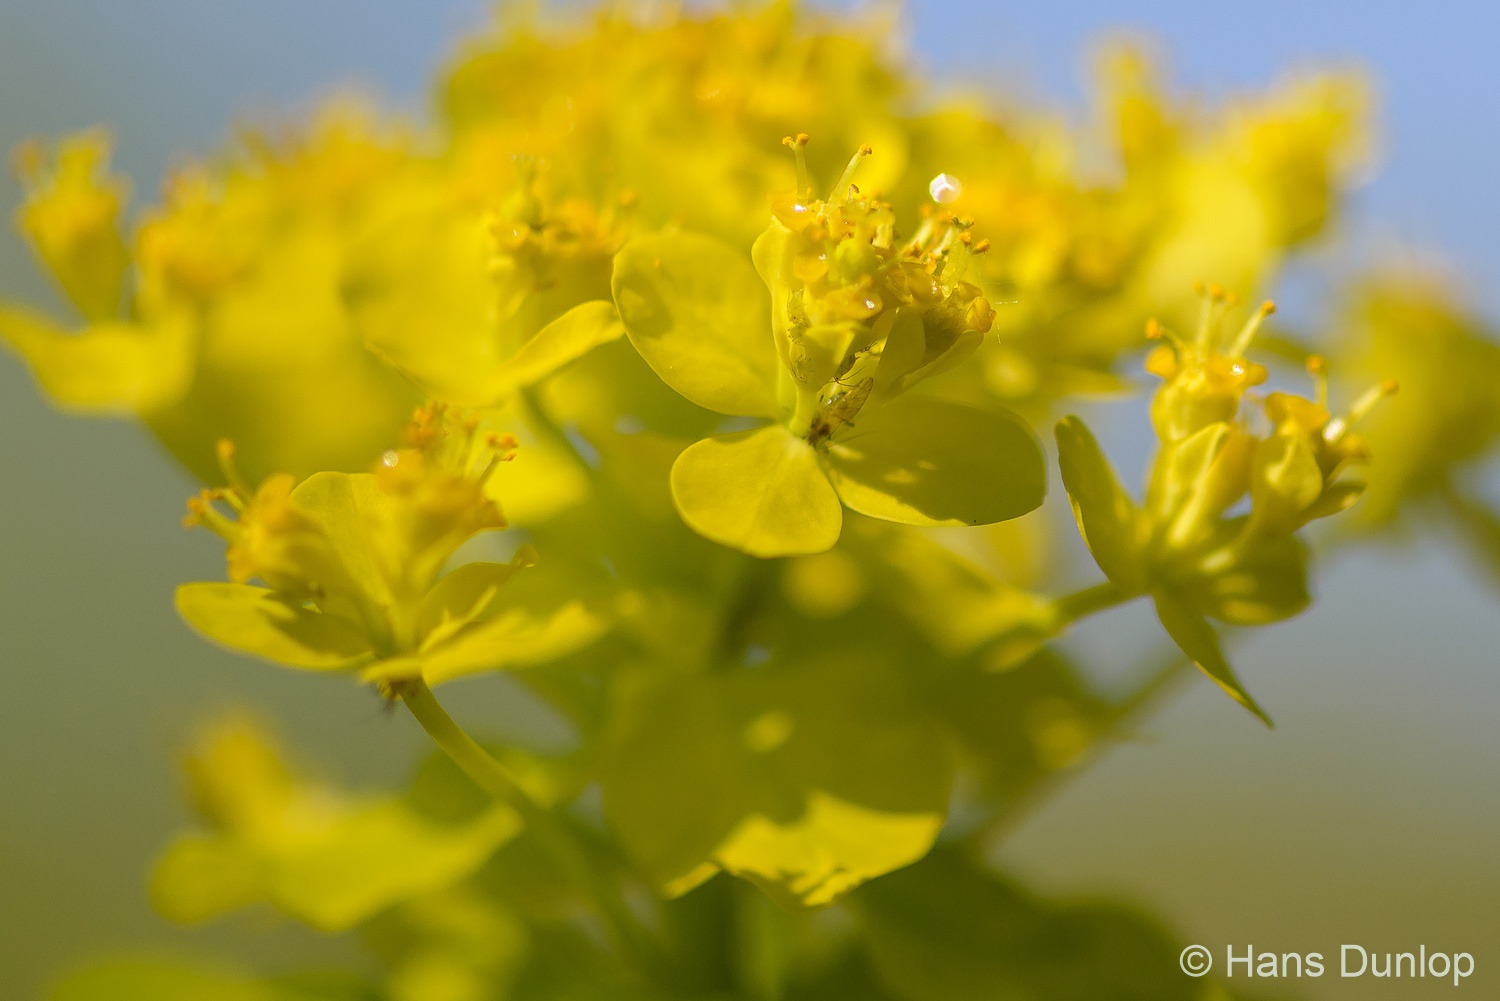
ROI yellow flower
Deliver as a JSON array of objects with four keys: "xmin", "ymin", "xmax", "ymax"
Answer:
[
  {"xmin": 151, "ymin": 717, "xmax": 519, "ymax": 931},
  {"xmin": 176, "ymin": 406, "xmax": 604, "ymax": 687},
  {"xmin": 12, "ymin": 129, "xmax": 129, "ymax": 320},
  {"xmin": 611, "ymin": 141, "xmax": 1045, "ymax": 557},
  {"xmin": 1336, "ymin": 273, "xmax": 1500, "ymax": 527},
  {"xmin": 1055, "ymin": 287, "xmax": 1393, "ymax": 726}
]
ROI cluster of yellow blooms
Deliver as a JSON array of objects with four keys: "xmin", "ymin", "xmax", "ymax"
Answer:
[{"xmin": 9, "ymin": 4, "xmax": 1500, "ymax": 999}]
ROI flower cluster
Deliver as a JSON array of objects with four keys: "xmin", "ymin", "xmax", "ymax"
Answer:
[
  {"xmin": 4, "ymin": 5, "xmax": 1477, "ymax": 999},
  {"xmin": 179, "ymin": 405, "xmax": 602, "ymax": 689},
  {"xmin": 1057, "ymin": 286, "xmax": 1394, "ymax": 722}
]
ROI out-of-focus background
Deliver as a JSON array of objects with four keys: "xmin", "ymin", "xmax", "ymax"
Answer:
[{"xmin": 1, "ymin": 3, "xmax": 1496, "ymax": 998}]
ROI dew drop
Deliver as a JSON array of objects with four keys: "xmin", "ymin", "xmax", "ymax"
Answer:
[
  {"xmin": 381, "ymin": 449, "xmax": 400, "ymax": 467},
  {"xmin": 929, "ymin": 173, "xmax": 962, "ymax": 204}
]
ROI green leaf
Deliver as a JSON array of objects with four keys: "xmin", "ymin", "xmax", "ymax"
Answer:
[
  {"xmin": 1151, "ymin": 588, "xmax": 1272, "ymax": 727},
  {"xmin": 486, "ymin": 300, "xmax": 624, "ymax": 400},
  {"xmin": 1055, "ymin": 416, "xmax": 1148, "ymax": 592},
  {"xmin": 857, "ymin": 849, "xmax": 1205, "ymax": 1001},
  {"xmin": 822, "ymin": 398, "xmax": 1045, "ymax": 528},
  {"xmin": 612, "ymin": 232, "xmax": 779, "ymax": 417},
  {"xmin": 0, "ymin": 304, "xmax": 194, "ymax": 414},
  {"xmin": 671, "ymin": 425, "xmax": 843, "ymax": 557},
  {"xmin": 175, "ymin": 583, "xmax": 372, "ymax": 670},
  {"xmin": 602, "ymin": 653, "xmax": 951, "ymax": 909}
]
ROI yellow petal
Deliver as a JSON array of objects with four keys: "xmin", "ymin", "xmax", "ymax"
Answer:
[
  {"xmin": 0, "ymin": 304, "xmax": 193, "ymax": 414},
  {"xmin": 412, "ymin": 599, "xmax": 608, "ymax": 686},
  {"xmin": 1055, "ymin": 415, "xmax": 1148, "ymax": 592},
  {"xmin": 1152, "ymin": 588, "xmax": 1272, "ymax": 727},
  {"xmin": 823, "ymin": 398, "xmax": 1045, "ymax": 528},
  {"xmin": 715, "ymin": 790, "xmax": 943, "ymax": 910},
  {"xmin": 612, "ymin": 232, "xmax": 779, "ymax": 417},
  {"xmin": 485, "ymin": 299, "xmax": 624, "ymax": 401},
  {"xmin": 671, "ymin": 426, "xmax": 842, "ymax": 557},
  {"xmin": 174, "ymin": 582, "xmax": 372, "ymax": 670}
]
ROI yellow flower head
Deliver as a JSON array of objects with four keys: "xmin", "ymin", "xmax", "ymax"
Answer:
[
  {"xmin": 373, "ymin": 405, "xmax": 512, "ymax": 590},
  {"xmin": 136, "ymin": 167, "xmax": 251, "ymax": 307},
  {"xmin": 757, "ymin": 137, "xmax": 995, "ymax": 442},
  {"xmin": 183, "ymin": 440, "xmax": 349, "ymax": 601},
  {"xmin": 12, "ymin": 129, "xmax": 129, "ymax": 320},
  {"xmin": 1248, "ymin": 356, "xmax": 1397, "ymax": 537},
  {"xmin": 1144, "ymin": 284, "xmax": 1271, "ymax": 444}
]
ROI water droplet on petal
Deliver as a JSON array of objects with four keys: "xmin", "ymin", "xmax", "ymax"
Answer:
[
  {"xmin": 381, "ymin": 449, "xmax": 400, "ymax": 467},
  {"xmin": 929, "ymin": 173, "xmax": 962, "ymax": 204}
]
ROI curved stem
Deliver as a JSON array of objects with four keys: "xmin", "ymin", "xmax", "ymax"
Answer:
[
  {"xmin": 518, "ymin": 385, "xmax": 601, "ymax": 480},
  {"xmin": 1049, "ymin": 579, "xmax": 1132, "ymax": 630},
  {"xmin": 399, "ymin": 679, "xmax": 667, "ymax": 980},
  {"xmin": 400, "ymin": 679, "xmax": 533, "ymax": 811}
]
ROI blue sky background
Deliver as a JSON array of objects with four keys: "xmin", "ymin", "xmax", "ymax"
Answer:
[{"xmin": 1, "ymin": 3, "xmax": 1497, "ymax": 998}]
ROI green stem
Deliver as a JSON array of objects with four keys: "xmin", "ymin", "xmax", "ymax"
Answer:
[
  {"xmin": 713, "ymin": 554, "xmax": 777, "ymax": 669},
  {"xmin": 519, "ymin": 385, "xmax": 600, "ymax": 480},
  {"xmin": 1049, "ymin": 579, "xmax": 1131, "ymax": 629},
  {"xmin": 399, "ymin": 679, "xmax": 666, "ymax": 980}
]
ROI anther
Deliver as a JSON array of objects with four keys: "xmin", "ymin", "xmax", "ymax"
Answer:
[
  {"xmin": 971, "ymin": 238, "xmax": 990, "ymax": 254},
  {"xmin": 183, "ymin": 490, "xmax": 237, "ymax": 539},
  {"xmin": 1145, "ymin": 318, "xmax": 1186, "ymax": 352}
]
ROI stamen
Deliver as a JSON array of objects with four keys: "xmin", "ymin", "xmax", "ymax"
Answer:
[
  {"xmin": 1348, "ymin": 380, "xmax": 1399, "ymax": 424},
  {"xmin": 1306, "ymin": 354, "xmax": 1328, "ymax": 409},
  {"xmin": 1227, "ymin": 300, "xmax": 1275, "ymax": 357},
  {"xmin": 1195, "ymin": 284, "xmax": 1216, "ymax": 352},
  {"xmin": 829, "ymin": 144, "xmax": 873, "ymax": 203},
  {"xmin": 183, "ymin": 491, "xmax": 237, "ymax": 539},
  {"xmin": 477, "ymin": 432, "xmax": 520, "ymax": 485},
  {"xmin": 1324, "ymin": 380, "xmax": 1398, "ymax": 443},
  {"xmin": 215, "ymin": 439, "xmax": 252, "ymax": 501},
  {"xmin": 782, "ymin": 134, "xmax": 811, "ymax": 201},
  {"xmin": 1146, "ymin": 317, "xmax": 1186, "ymax": 352}
]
